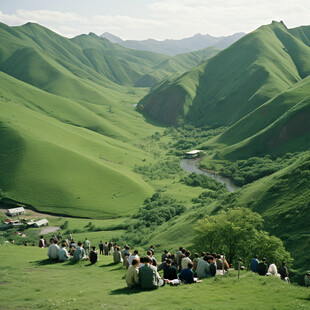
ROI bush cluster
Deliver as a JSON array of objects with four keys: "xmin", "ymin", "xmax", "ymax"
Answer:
[{"xmin": 181, "ymin": 172, "xmax": 226, "ymax": 191}]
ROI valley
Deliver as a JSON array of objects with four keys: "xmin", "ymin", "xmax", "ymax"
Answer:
[{"xmin": 0, "ymin": 19, "xmax": 309, "ymax": 303}]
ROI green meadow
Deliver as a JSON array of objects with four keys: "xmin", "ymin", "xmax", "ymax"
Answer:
[{"xmin": 0, "ymin": 245, "xmax": 309, "ymax": 310}]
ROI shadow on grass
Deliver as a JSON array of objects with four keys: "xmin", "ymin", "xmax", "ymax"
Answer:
[
  {"xmin": 31, "ymin": 259, "xmax": 58, "ymax": 266},
  {"xmin": 110, "ymin": 287, "xmax": 143, "ymax": 295},
  {"xmin": 99, "ymin": 262, "xmax": 118, "ymax": 268}
]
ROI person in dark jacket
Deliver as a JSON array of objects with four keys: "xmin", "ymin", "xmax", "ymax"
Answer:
[
  {"xmin": 257, "ymin": 258, "xmax": 268, "ymax": 276},
  {"xmin": 278, "ymin": 261, "xmax": 289, "ymax": 282},
  {"xmin": 163, "ymin": 259, "xmax": 178, "ymax": 280},
  {"xmin": 89, "ymin": 246, "xmax": 98, "ymax": 264},
  {"xmin": 179, "ymin": 262, "xmax": 196, "ymax": 284},
  {"xmin": 250, "ymin": 256, "xmax": 259, "ymax": 272}
]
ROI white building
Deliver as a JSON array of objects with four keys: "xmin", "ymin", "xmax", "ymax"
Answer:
[
  {"xmin": 33, "ymin": 219, "xmax": 48, "ymax": 228},
  {"xmin": 7, "ymin": 207, "xmax": 25, "ymax": 217},
  {"xmin": 185, "ymin": 150, "xmax": 202, "ymax": 159}
]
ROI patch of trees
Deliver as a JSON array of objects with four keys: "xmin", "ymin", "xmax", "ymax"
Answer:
[
  {"xmin": 133, "ymin": 159, "xmax": 182, "ymax": 180},
  {"xmin": 123, "ymin": 193, "xmax": 186, "ymax": 246},
  {"xmin": 194, "ymin": 207, "xmax": 291, "ymax": 266},
  {"xmin": 217, "ymin": 153, "xmax": 298, "ymax": 186},
  {"xmin": 181, "ymin": 172, "xmax": 227, "ymax": 191}
]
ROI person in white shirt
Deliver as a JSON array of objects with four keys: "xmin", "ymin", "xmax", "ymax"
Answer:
[
  {"xmin": 47, "ymin": 239, "xmax": 59, "ymax": 260},
  {"xmin": 181, "ymin": 251, "xmax": 192, "ymax": 271},
  {"xmin": 128, "ymin": 250, "xmax": 140, "ymax": 266},
  {"xmin": 267, "ymin": 261, "xmax": 278, "ymax": 276},
  {"xmin": 58, "ymin": 243, "xmax": 70, "ymax": 262}
]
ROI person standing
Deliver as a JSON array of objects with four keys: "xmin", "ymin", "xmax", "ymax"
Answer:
[
  {"xmin": 39, "ymin": 235, "xmax": 46, "ymax": 248},
  {"xmin": 83, "ymin": 238, "xmax": 91, "ymax": 256},
  {"xmin": 99, "ymin": 240, "xmax": 104, "ymax": 255}
]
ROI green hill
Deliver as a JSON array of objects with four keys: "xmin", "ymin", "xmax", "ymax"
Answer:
[
  {"xmin": 217, "ymin": 77, "xmax": 310, "ymax": 159},
  {"xmin": 138, "ymin": 21, "xmax": 310, "ymax": 126}
]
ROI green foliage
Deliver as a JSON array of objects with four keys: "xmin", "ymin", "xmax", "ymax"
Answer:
[
  {"xmin": 133, "ymin": 159, "xmax": 182, "ymax": 180},
  {"xmin": 124, "ymin": 193, "xmax": 186, "ymax": 246},
  {"xmin": 217, "ymin": 154, "xmax": 298, "ymax": 186},
  {"xmin": 194, "ymin": 207, "xmax": 291, "ymax": 265},
  {"xmin": 181, "ymin": 172, "xmax": 227, "ymax": 191},
  {"xmin": 60, "ymin": 220, "xmax": 69, "ymax": 230}
]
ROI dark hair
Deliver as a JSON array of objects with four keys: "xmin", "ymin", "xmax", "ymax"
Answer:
[
  {"xmin": 262, "ymin": 258, "xmax": 266, "ymax": 262},
  {"xmin": 166, "ymin": 259, "xmax": 172, "ymax": 265},
  {"xmin": 179, "ymin": 247, "xmax": 183, "ymax": 251},
  {"xmin": 40, "ymin": 235, "xmax": 44, "ymax": 239},
  {"xmin": 147, "ymin": 250, "xmax": 152, "ymax": 256},
  {"xmin": 188, "ymin": 262, "xmax": 194, "ymax": 269},
  {"xmin": 134, "ymin": 250, "xmax": 138, "ymax": 255},
  {"xmin": 255, "ymin": 255, "xmax": 258, "ymax": 259},
  {"xmin": 54, "ymin": 240, "xmax": 58, "ymax": 244},
  {"xmin": 185, "ymin": 251, "xmax": 191, "ymax": 257},
  {"xmin": 78, "ymin": 241, "xmax": 82, "ymax": 246},
  {"xmin": 50, "ymin": 238, "xmax": 54, "ymax": 242},
  {"xmin": 150, "ymin": 245, "xmax": 154, "ymax": 248},
  {"xmin": 144, "ymin": 256, "xmax": 151, "ymax": 264},
  {"xmin": 132, "ymin": 258, "xmax": 139, "ymax": 266},
  {"xmin": 217, "ymin": 254, "xmax": 221, "ymax": 259},
  {"xmin": 203, "ymin": 256, "xmax": 209, "ymax": 261},
  {"xmin": 61, "ymin": 243, "xmax": 66, "ymax": 247},
  {"xmin": 201, "ymin": 252, "xmax": 206, "ymax": 257},
  {"xmin": 92, "ymin": 246, "xmax": 96, "ymax": 250},
  {"xmin": 212, "ymin": 253, "xmax": 217, "ymax": 258},
  {"xmin": 140, "ymin": 257, "xmax": 144, "ymax": 264},
  {"xmin": 182, "ymin": 248, "xmax": 186, "ymax": 254},
  {"xmin": 164, "ymin": 250, "xmax": 168, "ymax": 254},
  {"xmin": 282, "ymin": 261, "xmax": 286, "ymax": 266},
  {"xmin": 195, "ymin": 253, "xmax": 199, "ymax": 258}
]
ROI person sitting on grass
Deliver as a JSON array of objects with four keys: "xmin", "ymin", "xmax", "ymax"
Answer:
[
  {"xmin": 89, "ymin": 246, "xmax": 99, "ymax": 264},
  {"xmin": 58, "ymin": 243, "xmax": 69, "ymax": 262},
  {"xmin": 73, "ymin": 241, "xmax": 86, "ymax": 261},
  {"xmin": 207, "ymin": 255, "xmax": 217, "ymax": 277},
  {"xmin": 128, "ymin": 250, "xmax": 139, "ymax": 266},
  {"xmin": 250, "ymin": 255, "xmax": 259, "ymax": 273},
  {"xmin": 163, "ymin": 258, "xmax": 178, "ymax": 281},
  {"xmin": 257, "ymin": 258, "xmax": 268, "ymax": 276},
  {"xmin": 147, "ymin": 250, "xmax": 157, "ymax": 267},
  {"xmin": 47, "ymin": 238, "xmax": 59, "ymax": 261},
  {"xmin": 126, "ymin": 258, "xmax": 140, "ymax": 288},
  {"xmin": 161, "ymin": 250, "xmax": 169, "ymax": 263},
  {"xmin": 193, "ymin": 253, "xmax": 199, "ymax": 270},
  {"xmin": 181, "ymin": 251, "xmax": 192, "ymax": 271},
  {"xmin": 179, "ymin": 262, "xmax": 196, "ymax": 284},
  {"xmin": 267, "ymin": 261, "xmax": 278, "ymax": 276},
  {"xmin": 278, "ymin": 261, "xmax": 289, "ymax": 283},
  {"xmin": 113, "ymin": 246, "xmax": 123, "ymax": 264},
  {"xmin": 139, "ymin": 256, "xmax": 165, "ymax": 290},
  {"xmin": 196, "ymin": 255, "xmax": 210, "ymax": 279}
]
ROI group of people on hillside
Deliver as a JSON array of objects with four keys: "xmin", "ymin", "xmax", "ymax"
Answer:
[
  {"xmin": 45, "ymin": 234, "xmax": 116, "ymax": 264},
  {"xmin": 123, "ymin": 245, "xmax": 230, "ymax": 289},
  {"xmin": 42, "ymin": 235, "xmax": 310, "ymax": 288},
  {"xmin": 250, "ymin": 256, "xmax": 290, "ymax": 282}
]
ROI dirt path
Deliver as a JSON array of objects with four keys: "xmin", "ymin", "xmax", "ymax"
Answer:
[{"xmin": 40, "ymin": 226, "xmax": 60, "ymax": 234}]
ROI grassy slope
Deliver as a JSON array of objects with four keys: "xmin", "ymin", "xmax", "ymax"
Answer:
[
  {"xmin": 230, "ymin": 153, "xmax": 310, "ymax": 282},
  {"xmin": 217, "ymin": 77, "xmax": 310, "ymax": 159},
  {"xmin": 0, "ymin": 72, "xmax": 156, "ymax": 218},
  {"xmin": 139, "ymin": 21, "xmax": 310, "ymax": 126},
  {"xmin": 0, "ymin": 245, "xmax": 308, "ymax": 310}
]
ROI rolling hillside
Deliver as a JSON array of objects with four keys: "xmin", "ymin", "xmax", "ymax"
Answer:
[{"xmin": 138, "ymin": 21, "xmax": 310, "ymax": 127}]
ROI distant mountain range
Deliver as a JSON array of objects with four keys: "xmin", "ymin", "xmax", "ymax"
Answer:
[{"xmin": 100, "ymin": 32, "xmax": 245, "ymax": 55}]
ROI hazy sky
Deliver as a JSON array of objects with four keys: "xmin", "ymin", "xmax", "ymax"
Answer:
[{"xmin": 0, "ymin": 0, "xmax": 309, "ymax": 40}]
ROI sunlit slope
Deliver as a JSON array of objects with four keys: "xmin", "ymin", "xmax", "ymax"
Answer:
[
  {"xmin": 0, "ymin": 72, "xmax": 154, "ymax": 218},
  {"xmin": 138, "ymin": 21, "xmax": 310, "ymax": 126},
  {"xmin": 217, "ymin": 77, "xmax": 310, "ymax": 159},
  {"xmin": 233, "ymin": 153, "xmax": 310, "ymax": 277}
]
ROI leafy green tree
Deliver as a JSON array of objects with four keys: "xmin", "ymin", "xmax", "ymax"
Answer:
[{"xmin": 194, "ymin": 207, "xmax": 291, "ymax": 265}]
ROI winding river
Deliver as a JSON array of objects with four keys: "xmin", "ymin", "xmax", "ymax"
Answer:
[{"xmin": 180, "ymin": 158, "xmax": 239, "ymax": 192}]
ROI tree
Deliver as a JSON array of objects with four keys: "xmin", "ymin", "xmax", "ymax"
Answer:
[{"xmin": 194, "ymin": 207, "xmax": 291, "ymax": 265}]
